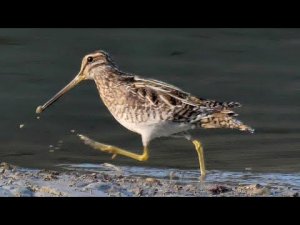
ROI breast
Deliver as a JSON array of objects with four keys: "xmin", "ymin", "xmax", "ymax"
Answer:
[
  {"xmin": 106, "ymin": 104, "xmax": 164, "ymax": 135},
  {"xmin": 95, "ymin": 83, "xmax": 141, "ymax": 133},
  {"xmin": 95, "ymin": 78, "xmax": 191, "ymax": 138}
]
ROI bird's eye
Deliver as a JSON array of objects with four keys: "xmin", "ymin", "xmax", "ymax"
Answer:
[{"xmin": 87, "ymin": 56, "xmax": 93, "ymax": 63}]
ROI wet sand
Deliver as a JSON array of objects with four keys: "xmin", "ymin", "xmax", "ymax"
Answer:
[{"xmin": 0, "ymin": 162, "xmax": 299, "ymax": 197}]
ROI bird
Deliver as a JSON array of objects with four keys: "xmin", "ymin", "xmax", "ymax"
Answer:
[{"xmin": 36, "ymin": 50, "xmax": 254, "ymax": 179}]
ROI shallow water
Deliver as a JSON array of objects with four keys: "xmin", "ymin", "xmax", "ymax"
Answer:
[
  {"xmin": 0, "ymin": 28, "xmax": 299, "ymax": 174},
  {"xmin": 62, "ymin": 163, "xmax": 300, "ymax": 190}
]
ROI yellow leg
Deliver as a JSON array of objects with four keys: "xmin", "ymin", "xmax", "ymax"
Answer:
[
  {"xmin": 192, "ymin": 140, "xmax": 206, "ymax": 179},
  {"xmin": 78, "ymin": 134, "xmax": 149, "ymax": 162}
]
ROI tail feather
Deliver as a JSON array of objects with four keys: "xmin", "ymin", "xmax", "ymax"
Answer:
[
  {"xmin": 222, "ymin": 101, "xmax": 242, "ymax": 108},
  {"xmin": 202, "ymin": 100, "xmax": 242, "ymax": 109},
  {"xmin": 200, "ymin": 113, "xmax": 254, "ymax": 133}
]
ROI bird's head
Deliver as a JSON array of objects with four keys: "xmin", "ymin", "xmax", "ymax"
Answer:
[
  {"xmin": 79, "ymin": 50, "xmax": 117, "ymax": 80},
  {"xmin": 36, "ymin": 50, "xmax": 115, "ymax": 114}
]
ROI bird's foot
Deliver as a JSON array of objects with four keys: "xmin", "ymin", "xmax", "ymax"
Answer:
[
  {"xmin": 78, "ymin": 134, "xmax": 118, "ymax": 159},
  {"xmin": 78, "ymin": 134, "xmax": 149, "ymax": 161}
]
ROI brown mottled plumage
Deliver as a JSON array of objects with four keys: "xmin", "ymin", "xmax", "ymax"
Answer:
[
  {"xmin": 87, "ymin": 52, "xmax": 254, "ymax": 133},
  {"xmin": 36, "ymin": 50, "xmax": 254, "ymax": 179}
]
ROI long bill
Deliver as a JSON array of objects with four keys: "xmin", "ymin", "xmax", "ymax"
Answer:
[{"xmin": 36, "ymin": 74, "xmax": 84, "ymax": 114}]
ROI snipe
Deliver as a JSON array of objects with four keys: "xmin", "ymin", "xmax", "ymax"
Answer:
[{"xmin": 36, "ymin": 50, "xmax": 254, "ymax": 179}]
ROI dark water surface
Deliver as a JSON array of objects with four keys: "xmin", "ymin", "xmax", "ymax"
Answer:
[{"xmin": 1, "ymin": 28, "xmax": 299, "ymax": 174}]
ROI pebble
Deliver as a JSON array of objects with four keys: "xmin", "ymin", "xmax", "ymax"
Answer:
[
  {"xmin": 208, "ymin": 185, "xmax": 231, "ymax": 195},
  {"xmin": 145, "ymin": 177, "xmax": 156, "ymax": 183},
  {"xmin": 38, "ymin": 186, "xmax": 63, "ymax": 196},
  {"xmin": 145, "ymin": 177, "xmax": 161, "ymax": 186},
  {"xmin": 0, "ymin": 162, "xmax": 14, "ymax": 170},
  {"xmin": 103, "ymin": 163, "xmax": 122, "ymax": 172},
  {"xmin": 236, "ymin": 183, "xmax": 270, "ymax": 196}
]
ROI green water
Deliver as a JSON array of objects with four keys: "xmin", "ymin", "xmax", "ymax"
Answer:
[{"xmin": 1, "ymin": 28, "xmax": 299, "ymax": 173}]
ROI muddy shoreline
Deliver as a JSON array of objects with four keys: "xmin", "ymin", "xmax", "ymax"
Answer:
[{"xmin": 0, "ymin": 162, "xmax": 299, "ymax": 197}]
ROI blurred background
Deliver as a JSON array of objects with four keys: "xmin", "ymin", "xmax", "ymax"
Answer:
[{"xmin": 0, "ymin": 28, "xmax": 299, "ymax": 172}]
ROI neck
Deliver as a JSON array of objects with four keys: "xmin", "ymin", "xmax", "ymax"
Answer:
[
  {"xmin": 92, "ymin": 65, "xmax": 134, "ymax": 110},
  {"xmin": 94, "ymin": 64, "xmax": 134, "ymax": 82},
  {"xmin": 92, "ymin": 65, "xmax": 134, "ymax": 91}
]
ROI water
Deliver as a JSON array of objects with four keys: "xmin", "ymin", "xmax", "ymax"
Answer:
[
  {"xmin": 0, "ymin": 29, "xmax": 299, "ymax": 177},
  {"xmin": 61, "ymin": 163, "xmax": 300, "ymax": 190}
]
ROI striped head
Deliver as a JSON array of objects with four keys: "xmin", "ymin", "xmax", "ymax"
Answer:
[
  {"xmin": 36, "ymin": 50, "xmax": 116, "ymax": 114},
  {"xmin": 80, "ymin": 50, "xmax": 117, "ymax": 80}
]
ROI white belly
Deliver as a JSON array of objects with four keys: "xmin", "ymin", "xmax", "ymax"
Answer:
[{"xmin": 113, "ymin": 115, "xmax": 192, "ymax": 145}]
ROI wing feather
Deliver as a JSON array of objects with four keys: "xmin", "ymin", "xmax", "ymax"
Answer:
[{"xmin": 131, "ymin": 76, "xmax": 240, "ymax": 123}]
